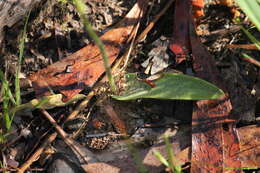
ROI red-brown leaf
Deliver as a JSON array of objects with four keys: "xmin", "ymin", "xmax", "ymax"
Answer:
[{"xmin": 28, "ymin": 0, "xmax": 148, "ymax": 101}]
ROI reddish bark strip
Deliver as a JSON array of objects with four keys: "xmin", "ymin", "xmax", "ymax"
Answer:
[
  {"xmin": 170, "ymin": 0, "xmax": 241, "ymax": 172},
  {"xmin": 169, "ymin": 0, "xmax": 191, "ymax": 64},
  {"xmin": 28, "ymin": 0, "xmax": 148, "ymax": 101},
  {"xmin": 190, "ymin": 9, "xmax": 241, "ymax": 173}
]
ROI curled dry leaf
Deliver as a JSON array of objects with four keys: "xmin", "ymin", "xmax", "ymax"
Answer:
[{"xmin": 28, "ymin": 0, "xmax": 148, "ymax": 101}]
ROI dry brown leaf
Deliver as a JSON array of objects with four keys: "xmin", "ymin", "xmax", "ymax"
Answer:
[{"xmin": 28, "ymin": 0, "xmax": 148, "ymax": 102}]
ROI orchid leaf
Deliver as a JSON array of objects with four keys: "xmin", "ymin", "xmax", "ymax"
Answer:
[{"xmin": 113, "ymin": 73, "xmax": 224, "ymax": 101}]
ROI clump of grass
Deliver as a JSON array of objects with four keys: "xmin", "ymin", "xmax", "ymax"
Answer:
[
  {"xmin": 127, "ymin": 140, "xmax": 148, "ymax": 173},
  {"xmin": 153, "ymin": 135, "xmax": 182, "ymax": 173},
  {"xmin": 235, "ymin": 0, "xmax": 260, "ymax": 66},
  {"xmin": 0, "ymin": 11, "xmax": 30, "ymax": 142}
]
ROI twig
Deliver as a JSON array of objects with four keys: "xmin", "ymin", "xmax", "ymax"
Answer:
[
  {"xmin": 136, "ymin": 0, "xmax": 175, "ymax": 43},
  {"xmin": 17, "ymin": 132, "xmax": 57, "ymax": 173},
  {"xmin": 39, "ymin": 109, "xmax": 97, "ymax": 171},
  {"xmin": 227, "ymin": 43, "xmax": 259, "ymax": 50},
  {"xmin": 17, "ymin": 91, "xmax": 95, "ymax": 173},
  {"xmin": 241, "ymin": 53, "xmax": 260, "ymax": 67},
  {"xmin": 103, "ymin": 104, "xmax": 127, "ymax": 135},
  {"xmin": 66, "ymin": 90, "xmax": 95, "ymax": 121}
]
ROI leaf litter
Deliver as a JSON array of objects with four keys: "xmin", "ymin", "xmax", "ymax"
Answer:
[{"xmin": 0, "ymin": 0, "xmax": 259, "ymax": 172}]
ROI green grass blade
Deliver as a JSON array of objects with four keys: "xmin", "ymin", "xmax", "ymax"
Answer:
[
  {"xmin": 241, "ymin": 53, "xmax": 260, "ymax": 67},
  {"xmin": 0, "ymin": 70, "xmax": 16, "ymax": 105},
  {"xmin": 15, "ymin": 11, "xmax": 30, "ymax": 105},
  {"xmin": 127, "ymin": 140, "xmax": 148, "ymax": 173},
  {"xmin": 71, "ymin": 0, "xmax": 117, "ymax": 93},
  {"xmin": 153, "ymin": 150, "xmax": 169, "ymax": 168},
  {"xmin": 240, "ymin": 26, "xmax": 260, "ymax": 50},
  {"xmin": 236, "ymin": 0, "xmax": 260, "ymax": 31},
  {"xmin": 0, "ymin": 133, "xmax": 5, "ymax": 144},
  {"xmin": 2, "ymin": 79, "xmax": 11, "ymax": 130},
  {"xmin": 164, "ymin": 135, "xmax": 182, "ymax": 173}
]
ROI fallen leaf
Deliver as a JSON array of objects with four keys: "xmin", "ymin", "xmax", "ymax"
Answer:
[
  {"xmin": 28, "ymin": 0, "xmax": 148, "ymax": 102},
  {"xmin": 192, "ymin": 0, "xmax": 204, "ymax": 19}
]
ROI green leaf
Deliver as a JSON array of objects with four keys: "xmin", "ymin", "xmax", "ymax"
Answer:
[
  {"xmin": 152, "ymin": 150, "xmax": 169, "ymax": 168},
  {"xmin": 164, "ymin": 135, "xmax": 182, "ymax": 173},
  {"xmin": 240, "ymin": 26, "xmax": 260, "ymax": 50},
  {"xmin": 236, "ymin": 0, "xmax": 260, "ymax": 31},
  {"xmin": 15, "ymin": 11, "xmax": 30, "ymax": 106},
  {"xmin": 112, "ymin": 73, "xmax": 225, "ymax": 101}
]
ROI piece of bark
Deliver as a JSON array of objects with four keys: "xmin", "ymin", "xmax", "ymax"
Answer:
[
  {"xmin": 169, "ymin": 0, "xmax": 191, "ymax": 65},
  {"xmin": 190, "ymin": 15, "xmax": 241, "ymax": 173},
  {"xmin": 238, "ymin": 125, "xmax": 260, "ymax": 168},
  {"xmin": 28, "ymin": 0, "xmax": 148, "ymax": 102},
  {"xmin": 170, "ymin": 0, "xmax": 241, "ymax": 172},
  {"xmin": 0, "ymin": 0, "xmax": 42, "ymax": 44}
]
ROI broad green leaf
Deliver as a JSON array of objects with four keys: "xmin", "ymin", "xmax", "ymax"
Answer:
[
  {"xmin": 112, "ymin": 73, "xmax": 224, "ymax": 101},
  {"xmin": 236, "ymin": 0, "xmax": 260, "ymax": 31}
]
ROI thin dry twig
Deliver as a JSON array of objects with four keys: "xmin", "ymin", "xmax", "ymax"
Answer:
[
  {"xmin": 241, "ymin": 54, "xmax": 260, "ymax": 67},
  {"xmin": 103, "ymin": 104, "xmax": 127, "ymax": 135},
  {"xmin": 17, "ymin": 91, "xmax": 95, "ymax": 173},
  {"xmin": 136, "ymin": 0, "xmax": 175, "ymax": 42},
  {"xmin": 39, "ymin": 109, "xmax": 97, "ymax": 170},
  {"xmin": 227, "ymin": 43, "xmax": 259, "ymax": 50},
  {"xmin": 17, "ymin": 132, "xmax": 57, "ymax": 173}
]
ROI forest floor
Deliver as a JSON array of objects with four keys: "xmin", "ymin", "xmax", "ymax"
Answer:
[{"xmin": 0, "ymin": 0, "xmax": 259, "ymax": 172}]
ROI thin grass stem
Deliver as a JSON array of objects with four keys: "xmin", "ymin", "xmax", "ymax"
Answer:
[{"xmin": 71, "ymin": 0, "xmax": 117, "ymax": 93}]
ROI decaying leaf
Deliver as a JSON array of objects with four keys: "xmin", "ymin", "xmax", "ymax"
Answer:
[
  {"xmin": 28, "ymin": 0, "xmax": 148, "ymax": 101},
  {"xmin": 112, "ymin": 73, "xmax": 224, "ymax": 101}
]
